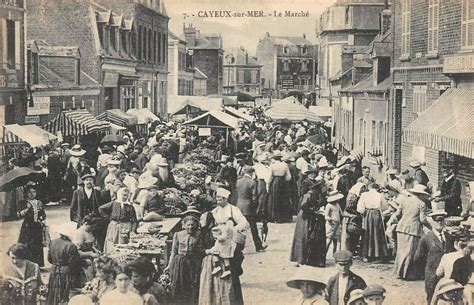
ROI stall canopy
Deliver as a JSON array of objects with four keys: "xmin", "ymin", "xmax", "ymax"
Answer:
[
  {"xmin": 3, "ymin": 124, "xmax": 57, "ymax": 147},
  {"xmin": 206, "ymin": 95, "xmax": 239, "ymax": 106},
  {"xmin": 309, "ymin": 106, "xmax": 333, "ymax": 119},
  {"xmin": 108, "ymin": 122, "xmax": 127, "ymax": 135},
  {"xmin": 224, "ymin": 106, "xmax": 254, "ymax": 122},
  {"xmin": 182, "ymin": 110, "xmax": 240, "ymax": 130},
  {"xmin": 168, "ymin": 95, "xmax": 224, "ymax": 115},
  {"xmin": 96, "ymin": 109, "xmax": 138, "ymax": 127},
  {"xmin": 403, "ymin": 88, "xmax": 474, "ymax": 158},
  {"xmin": 265, "ymin": 96, "xmax": 324, "ymax": 123},
  {"xmin": 44, "ymin": 109, "xmax": 110, "ymax": 136},
  {"xmin": 126, "ymin": 108, "xmax": 160, "ymax": 124}
]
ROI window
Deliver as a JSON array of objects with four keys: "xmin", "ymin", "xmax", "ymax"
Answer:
[
  {"xmin": 250, "ymin": 70, "xmax": 257, "ymax": 83},
  {"xmin": 301, "ymin": 60, "xmax": 308, "ymax": 71},
  {"xmin": 238, "ymin": 70, "xmax": 245, "ymax": 84},
  {"xmin": 413, "ymin": 85, "xmax": 427, "ymax": 114},
  {"xmin": 283, "ymin": 61, "xmax": 290, "ymax": 71},
  {"xmin": 148, "ymin": 28, "xmax": 152, "ymax": 61},
  {"xmin": 6, "ymin": 20, "xmax": 16, "ymax": 69},
  {"xmin": 428, "ymin": 0, "xmax": 439, "ymax": 53},
  {"xmin": 110, "ymin": 27, "xmax": 116, "ymax": 51},
  {"xmin": 283, "ymin": 46, "xmax": 289, "ymax": 54},
  {"xmin": 143, "ymin": 28, "xmax": 147, "ymax": 60},
  {"xmin": 162, "ymin": 33, "xmax": 166, "ymax": 64},
  {"xmin": 153, "ymin": 31, "xmax": 157, "ymax": 62},
  {"xmin": 378, "ymin": 121, "xmax": 384, "ymax": 148},
  {"xmin": 98, "ymin": 24, "xmax": 105, "ymax": 48},
  {"xmin": 122, "ymin": 87, "xmax": 135, "ymax": 110},
  {"xmin": 461, "ymin": 0, "xmax": 474, "ymax": 49},
  {"xmin": 138, "ymin": 26, "xmax": 142, "ymax": 59},
  {"xmin": 301, "ymin": 46, "xmax": 307, "ymax": 54},
  {"xmin": 157, "ymin": 32, "xmax": 161, "ymax": 64},
  {"xmin": 401, "ymin": 0, "xmax": 411, "ymax": 58},
  {"xmin": 371, "ymin": 120, "xmax": 376, "ymax": 148},
  {"xmin": 131, "ymin": 30, "xmax": 136, "ymax": 56},
  {"xmin": 121, "ymin": 30, "xmax": 128, "ymax": 55},
  {"xmin": 358, "ymin": 119, "xmax": 364, "ymax": 146}
]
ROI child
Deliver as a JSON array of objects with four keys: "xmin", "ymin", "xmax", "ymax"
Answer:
[
  {"xmin": 207, "ymin": 223, "xmax": 236, "ymax": 278},
  {"xmin": 100, "ymin": 266, "xmax": 142, "ymax": 305},
  {"xmin": 325, "ymin": 191, "xmax": 344, "ymax": 254},
  {"xmin": 286, "ymin": 266, "xmax": 329, "ymax": 305}
]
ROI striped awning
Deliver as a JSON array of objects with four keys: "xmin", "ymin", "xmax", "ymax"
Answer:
[
  {"xmin": 3, "ymin": 124, "xmax": 57, "ymax": 147},
  {"xmin": 403, "ymin": 88, "xmax": 474, "ymax": 158},
  {"xmin": 44, "ymin": 109, "xmax": 110, "ymax": 137},
  {"xmin": 96, "ymin": 109, "xmax": 138, "ymax": 127},
  {"xmin": 264, "ymin": 96, "xmax": 324, "ymax": 123}
]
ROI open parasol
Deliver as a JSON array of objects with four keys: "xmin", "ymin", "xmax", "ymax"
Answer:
[{"xmin": 0, "ymin": 167, "xmax": 43, "ymax": 192}]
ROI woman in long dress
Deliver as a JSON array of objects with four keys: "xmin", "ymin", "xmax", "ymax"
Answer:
[
  {"xmin": 341, "ymin": 183, "xmax": 367, "ymax": 254},
  {"xmin": 17, "ymin": 183, "xmax": 46, "ymax": 267},
  {"xmin": 357, "ymin": 183, "xmax": 388, "ymax": 262},
  {"xmin": 99, "ymin": 187, "xmax": 138, "ymax": 254},
  {"xmin": 290, "ymin": 178, "xmax": 326, "ymax": 267},
  {"xmin": 268, "ymin": 151, "xmax": 292, "ymax": 223}
]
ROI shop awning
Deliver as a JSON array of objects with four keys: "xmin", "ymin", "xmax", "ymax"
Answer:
[
  {"xmin": 3, "ymin": 124, "xmax": 57, "ymax": 147},
  {"xmin": 168, "ymin": 95, "xmax": 224, "ymax": 115},
  {"xmin": 96, "ymin": 109, "xmax": 138, "ymax": 127},
  {"xmin": 109, "ymin": 122, "xmax": 127, "ymax": 135},
  {"xmin": 183, "ymin": 110, "xmax": 240, "ymax": 129},
  {"xmin": 44, "ymin": 109, "xmax": 110, "ymax": 136},
  {"xmin": 403, "ymin": 88, "xmax": 474, "ymax": 158},
  {"xmin": 126, "ymin": 108, "xmax": 160, "ymax": 124}
]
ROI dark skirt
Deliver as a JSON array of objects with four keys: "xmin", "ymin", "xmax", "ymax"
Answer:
[
  {"xmin": 18, "ymin": 219, "xmax": 44, "ymax": 267},
  {"xmin": 268, "ymin": 176, "xmax": 291, "ymax": 223},
  {"xmin": 290, "ymin": 211, "xmax": 326, "ymax": 267},
  {"xmin": 256, "ymin": 179, "xmax": 268, "ymax": 220},
  {"xmin": 169, "ymin": 253, "xmax": 202, "ymax": 305},
  {"xmin": 46, "ymin": 266, "xmax": 74, "ymax": 305},
  {"xmin": 361, "ymin": 209, "xmax": 388, "ymax": 259}
]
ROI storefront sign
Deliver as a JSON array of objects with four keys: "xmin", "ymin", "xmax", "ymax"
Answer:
[
  {"xmin": 28, "ymin": 96, "xmax": 51, "ymax": 115},
  {"xmin": 198, "ymin": 128, "xmax": 211, "ymax": 136},
  {"xmin": 443, "ymin": 53, "xmax": 474, "ymax": 73},
  {"xmin": 281, "ymin": 77, "xmax": 294, "ymax": 89},
  {"xmin": 24, "ymin": 115, "xmax": 40, "ymax": 124}
]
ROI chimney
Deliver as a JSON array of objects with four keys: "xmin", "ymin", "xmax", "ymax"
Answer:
[
  {"xmin": 303, "ymin": 33, "xmax": 306, "ymax": 39},
  {"xmin": 184, "ymin": 24, "xmax": 197, "ymax": 46},
  {"xmin": 380, "ymin": 9, "xmax": 391, "ymax": 36},
  {"xmin": 265, "ymin": 32, "xmax": 270, "ymax": 37}
]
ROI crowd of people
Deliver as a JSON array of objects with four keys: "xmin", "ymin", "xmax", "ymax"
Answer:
[{"xmin": 0, "ymin": 107, "xmax": 472, "ymax": 305}]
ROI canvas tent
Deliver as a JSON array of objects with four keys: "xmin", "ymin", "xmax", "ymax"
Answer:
[
  {"xmin": 265, "ymin": 96, "xmax": 323, "ymax": 123},
  {"xmin": 44, "ymin": 109, "xmax": 110, "ymax": 136}
]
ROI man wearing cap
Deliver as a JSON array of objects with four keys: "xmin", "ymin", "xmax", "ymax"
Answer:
[
  {"xmin": 415, "ymin": 209, "xmax": 454, "ymax": 303},
  {"xmin": 410, "ymin": 160, "xmax": 429, "ymax": 186},
  {"xmin": 327, "ymin": 250, "xmax": 367, "ymax": 305},
  {"xmin": 437, "ymin": 164, "xmax": 463, "ymax": 216},
  {"xmin": 70, "ymin": 174, "xmax": 105, "ymax": 228},
  {"xmin": 235, "ymin": 166, "xmax": 266, "ymax": 252},
  {"xmin": 362, "ymin": 285, "xmax": 386, "ymax": 305}
]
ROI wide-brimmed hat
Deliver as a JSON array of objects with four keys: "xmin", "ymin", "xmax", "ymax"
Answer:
[
  {"xmin": 408, "ymin": 184, "xmax": 430, "ymax": 196},
  {"xmin": 70, "ymin": 145, "xmax": 86, "ymax": 157},
  {"xmin": 60, "ymin": 142, "xmax": 70, "ymax": 148},
  {"xmin": 436, "ymin": 279, "xmax": 464, "ymax": 296},
  {"xmin": 409, "ymin": 160, "xmax": 422, "ymax": 168},
  {"xmin": 429, "ymin": 200, "xmax": 448, "ymax": 217},
  {"xmin": 286, "ymin": 266, "xmax": 327, "ymax": 290},
  {"xmin": 347, "ymin": 289, "xmax": 364, "ymax": 305},
  {"xmin": 272, "ymin": 151, "xmax": 283, "ymax": 159},
  {"xmin": 52, "ymin": 222, "xmax": 77, "ymax": 239},
  {"xmin": 327, "ymin": 190, "xmax": 344, "ymax": 203},
  {"xmin": 180, "ymin": 206, "xmax": 201, "ymax": 217},
  {"xmin": 81, "ymin": 173, "xmax": 95, "ymax": 181},
  {"xmin": 138, "ymin": 175, "xmax": 158, "ymax": 189},
  {"xmin": 363, "ymin": 285, "xmax": 386, "ymax": 298},
  {"xmin": 386, "ymin": 180, "xmax": 402, "ymax": 193}
]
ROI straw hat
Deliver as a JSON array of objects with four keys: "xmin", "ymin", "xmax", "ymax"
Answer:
[
  {"xmin": 286, "ymin": 266, "xmax": 327, "ymax": 290},
  {"xmin": 272, "ymin": 150, "xmax": 283, "ymax": 159},
  {"xmin": 52, "ymin": 222, "xmax": 77, "ymax": 239},
  {"xmin": 408, "ymin": 184, "xmax": 430, "ymax": 196},
  {"xmin": 386, "ymin": 180, "xmax": 402, "ymax": 193},
  {"xmin": 409, "ymin": 160, "xmax": 422, "ymax": 168},
  {"xmin": 347, "ymin": 289, "xmax": 365, "ymax": 305},
  {"xmin": 180, "ymin": 206, "xmax": 201, "ymax": 217},
  {"xmin": 429, "ymin": 200, "xmax": 447, "ymax": 217},
  {"xmin": 327, "ymin": 190, "xmax": 344, "ymax": 203},
  {"xmin": 436, "ymin": 279, "xmax": 464, "ymax": 296},
  {"xmin": 138, "ymin": 175, "xmax": 158, "ymax": 189},
  {"xmin": 69, "ymin": 145, "xmax": 86, "ymax": 157}
]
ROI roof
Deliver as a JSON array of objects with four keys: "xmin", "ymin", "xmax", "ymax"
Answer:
[
  {"xmin": 96, "ymin": 109, "xmax": 138, "ymax": 126},
  {"xmin": 183, "ymin": 110, "xmax": 241, "ymax": 129},
  {"xmin": 194, "ymin": 67, "xmax": 208, "ymax": 79},
  {"xmin": 342, "ymin": 74, "xmax": 391, "ymax": 93},
  {"xmin": 37, "ymin": 45, "xmax": 80, "ymax": 58},
  {"xmin": 267, "ymin": 35, "xmax": 313, "ymax": 46},
  {"xmin": 36, "ymin": 60, "xmax": 99, "ymax": 89},
  {"xmin": 3, "ymin": 124, "xmax": 57, "ymax": 147},
  {"xmin": 403, "ymin": 88, "xmax": 474, "ymax": 158},
  {"xmin": 168, "ymin": 30, "xmax": 186, "ymax": 44},
  {"xmin": 224, "ymin": 48, "xmax": 261, "ymax": 67},
  {"xmin": 265, "ymin": 96, "xmax": 324, "ymax": 123},
  {"xmin": 168, "ymin": 95, "xmax": 224, "ymax": 115},
  {"xmin": 185, "ymin": 30, "xmax": 223, "ymax": 50},
  {"xmin": 342, "ymin": 46, "xmax": 371, "ymax": 54},
  {"xmin": 224, "ymin": 106, "xmax": 254, "ymax": 122},
  {"xmin": 371, "ymin": 31, "xmax": 392, "ymax": 57}
]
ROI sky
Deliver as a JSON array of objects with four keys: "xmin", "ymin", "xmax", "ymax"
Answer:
[{"xmin": 165, "ymin": 0, "xmax": 337, "ymax": 55}]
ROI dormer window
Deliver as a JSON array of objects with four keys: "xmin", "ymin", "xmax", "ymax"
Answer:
[
  {"xmin": 110, "ymin": 27, "xmax": 116, "ymax": 51},
  {"xmin": 301, "ymin": 46, "xmax": 307, "ymax": 54}
]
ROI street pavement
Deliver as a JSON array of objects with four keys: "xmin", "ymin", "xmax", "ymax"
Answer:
[{"xmin": 0, "ymin": 206, "xmax": 426, "ymax": 305}]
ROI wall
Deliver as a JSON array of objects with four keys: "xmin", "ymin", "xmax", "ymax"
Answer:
[
  {"xmin": 39, "ymin": 57, "xmax": 78, "ymax": 84},
  {"xmin": 193, "ymin": 49, "xmax": 222, "ymax": 95},
  {"xmin": 256, "ymin": 37, "xmax": 276, "ymax": 90}
]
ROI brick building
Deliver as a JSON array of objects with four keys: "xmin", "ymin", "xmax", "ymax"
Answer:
[
  {"xmin": 0, "ymin": 0, "xmax": 26, "ymax": 128},
  {"xmin": 167, "ymin": 31, "xmax": 195, "ymax": 96},
  {"xmin": 223, "ymin": 47, "xmax": 262, "ymax": 95},
  {"xmin": 94, "ymin": 0, "xmax": 169, "ymax": 116},
  {"xmin": 182, "ymin": 24, "xmax": 224, "ymax": 95},
  {"xmin": 317, "ymin": 0, "xmax": 388, "ymax": 106},
  {"xmin": 26, "ymin": 40, "xmax": 100, "ymax": 126},
  {"xmin": 256, "ymin": 32, "xmax": 317, "ymax": 97},
  {"xmin": 391, "ymin": 0, "xmax": 474, "ymax": 190}
]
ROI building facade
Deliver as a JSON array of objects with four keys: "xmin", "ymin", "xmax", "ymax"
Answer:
[
  {"xmin": 0, "ymin": 0, "xmax": 26, "ymax": 127},
  {"xmin": 168, "ymin": 31, "xmax": 195, "ymax": 96},
  {"xmin": 256, "ymin": 32, "xmax": 317, "ymax": 97},
  {"xmin": 391, "ymin": 0, "xmax": 474, "ymax": 189},
  {"xmin": 223, "ymin": 47, "xmax": 262, "ymax": 95},
  {"xmin": 317, "ymin": 0, "xmax": 388, "ymax": 106},
  {"xmin": 193, "ymin": 67, "xmax": 207, "ymax": 96},
  {"xmin": 183, "ymin": 24, "xmax": 223, "ymax": 95}
]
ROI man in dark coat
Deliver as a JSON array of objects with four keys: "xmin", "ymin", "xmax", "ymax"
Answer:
[
  {"xmin": 327, "ymin": 250, "xmax": 367, "ymax": 305},
  {"xmin": 415, "ymin": 212, "xmax": 454, "ymax": 304},
  {"xmin": 216, "ymin": 157, "xmax": 238, "ymax": 204},
  {"xmin": 235, "ymin": 166, "xmax": 265, "ymax": 252},
  {"xmin": 70, "ymin": 174, "xmax": 106, "ymax": 227},
  {"xmin": 410, "ymin": 160, "xmax": 430, "ymax": 186},
  {"xmin": 438, "ymin": 164, "xmax": 463, "ymax": 216},
  {"xmin": 134, "ymin": 145, "xmax": 150, "ymax": 171}
]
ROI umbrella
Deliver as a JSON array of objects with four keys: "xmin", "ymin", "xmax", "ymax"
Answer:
[
  {"xmin": 308, "ymin": 134, "xmax": 326, "ymax": 145},
  {"xmin": 101, "ymin": 134, "xmax": 126, "ymax": 145},
  {"xmin": 0, "ymin": 167, "xmax": 43, "ymax": 191}
]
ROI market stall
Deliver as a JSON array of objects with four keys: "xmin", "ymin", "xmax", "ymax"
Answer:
[
  {"xmin": 126, "ymin": 108, "xmax": 160, "ymax": 135},
  {"xmin": 168, "ymin": 95, "xmax": 224, "ymax": 118},
  {"xmin": 3, "ymin": 124, "xmax": 57, "ymax": 147},
  {"xmin": 96, "ymin": 109, "xmax": 138, "ymax": 129},
  {"xmin": 43, "ymin": 109, "xmax": 110, "ymax": 137},
  {"xmin": 223, "ymin": 106, "xmax": 254, "ymax": 122},
  {"xmin": 265, "ymin": 96, "xmax": 324, "ymax": 123}
]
